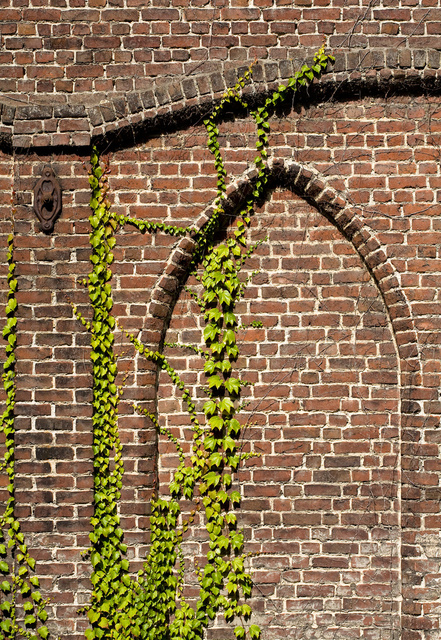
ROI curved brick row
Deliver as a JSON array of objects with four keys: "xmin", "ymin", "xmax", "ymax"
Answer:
[
  {"xmin": 1, "ymin": 50, "xmax": 441, "ymax": 150},
  {"xmin": 150, "ymin": 157, "xmax": 421, "ymax": 393}
]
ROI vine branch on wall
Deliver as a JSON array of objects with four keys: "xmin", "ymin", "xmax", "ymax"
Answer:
[{"xmin": 0, "ymin": 45, "xmax": 334, "ymax": 640}]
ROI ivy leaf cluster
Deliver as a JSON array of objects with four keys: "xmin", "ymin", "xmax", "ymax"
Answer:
[
  {"xmin": 204, "ymin": 64, "xmax": 253, "ymax": 196},
  {"xmin": 113, "ymin": 214, "xmax": 191, "ymax": 238},
  {"xmin": 251, "ymin": 44, "xmax": 333, "ymax": 184},
  {"xmin": 82, "ymin": 151, "xmax": 132, "ymax": 639},
  {"xmin": 75, "ymin": 45, "xmax": 334, "ymax": 640},
  {"xmin": 0, "ymin": 234, "xmax": 50, "ymax": 640}
]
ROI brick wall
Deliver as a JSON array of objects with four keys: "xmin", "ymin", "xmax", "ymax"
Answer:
[
  {"xmin": 1, "ymin": 2, "xmax": 441, "ymax": 639},
  {"xmin": 0, "ymin": 0, "xmax": 440, "ymax": 99},
  {"xmin": 1, "ymin": 2, "xmax": 441, "ymax": 148}
]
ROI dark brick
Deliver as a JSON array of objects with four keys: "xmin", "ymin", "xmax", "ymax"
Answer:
[
  {"xmin": 264, "ymin": 62, "xmax": 278, "ymax": 82},
  {"xmin": 36, "ymin": 447, "xmax": 74, "ymax": 460},
  {"xmin": 155, "ymin": 85, "xmax": 170, "ymax": 106},
  {"xmin": 88, "ymin": 106, "xmax": 103, "ymax": 127},
  {"xmin": 127, "ymin": 92, "xmax": 143, "ymax": 113},
  {"xmin": 54, "ymin": 105, "xmax": 86, "ymax": 118},
  {"xmin": 182, "ymin": 78, "xmax": 197, "ymax": 99},
  {"xmin": 100, "ymin": 103, "xmax": 116, "ymax": 122},
  {"xmin": 141, "ymin": 90, "xmax": 156, "ymax": 109},
  {"xmin": 210, "ymin": 72, "xmax": 225, "ymax": 93},
  {"xmin": 16, "ymin": 105, "xmax": 53, "ymax": 120},
  {"xmin": 1, "ymin": 105, "xmax": 15, "ymax": 124}
]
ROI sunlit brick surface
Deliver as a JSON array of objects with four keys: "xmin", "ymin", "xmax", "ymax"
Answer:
[
  {"xmin": 161, "ymin": 195, "xmax": 401, "ymax": 639},
  {"xmin": 0, "ymin": 56, "xmax": 441, "ymax": 638}
]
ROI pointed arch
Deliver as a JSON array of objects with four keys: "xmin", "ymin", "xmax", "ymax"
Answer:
[{"xmin": 149, "ymin": 158, "xmax": 421, "ymax": 393}]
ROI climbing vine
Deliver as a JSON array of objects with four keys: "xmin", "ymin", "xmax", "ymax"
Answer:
[
  {"xmin": 77, "ymin": 151, "xmax": 131, "ymax": 639},
  {"xmin": 0, "ymin": 45, "xmax": 333, "ymax": 639},
  {"xmin": 0, "ymin": 234, "xmax": 49, "ymax": 640},
  {"xmin": 80, "ymin": 43, "xmax": 333, "ymax": 640}
]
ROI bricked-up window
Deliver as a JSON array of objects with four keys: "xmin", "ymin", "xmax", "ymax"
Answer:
[{"xmin": 160, "ymin": 193, "xmax": 400, "ymax": 638}]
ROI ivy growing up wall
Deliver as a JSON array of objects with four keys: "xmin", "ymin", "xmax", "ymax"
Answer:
[{"xmin": 0, "ymin": 46, "xmax": 334, "ymax": 640}]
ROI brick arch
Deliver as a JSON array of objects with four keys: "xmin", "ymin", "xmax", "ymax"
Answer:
[
  {"xmin": 3, "ymin": 56, "xmax": 441, "ymax": 149},
  {"xmin": 88, "ymin": 59, "xmax": 441, "ymax": 147},
  {"xmin": 151, "ymin": 159, "xmax": 413, "ymax": 639},
  {"xmin": 149, "ymin": 158, "xmax": 421, "ymax": 392}
]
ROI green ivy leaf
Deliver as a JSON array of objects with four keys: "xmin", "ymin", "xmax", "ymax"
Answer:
[
  {"xmin": 208, "ymin": 375, "xmax": 224, "ymax": 390},
  {"xmin": 230, "ymin": 491, "xmax": 241, "ymax": 505},
  {"xmin": 24, "ymin": 614, "xmax": 36, "ymax": 627},
  {"xmin": 209, "ymin": 452, "xmax": 223, "ymax": 467},
  {"xmin": 38, "ymin": 609, "xmax": 48, "ymax": 623},
  {"xmin": 1, "ymin": 580, "xmax": 11, "ymax": 593},
  {"xmin": 0, "ymin": 620, "xmax": 12, "ymax": 633},
  {"xmin": 203, "ymin": 400, "xmax": 217, "ymax": 416},
  {"xmin": 88, "ymin": 609, "xmax": 100, "ymax": 624},
  {"xmin": 225, "ymin": 378, "xmax": 240, "ymax": 395},
  {"xmin": 204, "ymin": 324, "xmax": 219, "ymax": 343},
  {"xmin": 218, "ymin": 290, "xmax": 232, "ymax": 306},
  {"xmin": 204, "ymin": 472, "xmax": 220, "ymax": 489},
  {"xmin": 218, "ymin": 398, "xmax": 234, "ymax": 415}
]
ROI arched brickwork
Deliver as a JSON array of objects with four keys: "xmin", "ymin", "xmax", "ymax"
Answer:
[
  {"xmin": 150, "ymin": 159, "xmax": 421, "ymax": 387},
  {"xmin": 1, "ymin": 61, "xmax": 441, "ymax": 150},
  {"xmin": 156, "ymin": 178, "xmax": 402, "ymax": 639},
  {"xmin": 146, "ymin": 158, "xmax": 429, "ymax": 638}
]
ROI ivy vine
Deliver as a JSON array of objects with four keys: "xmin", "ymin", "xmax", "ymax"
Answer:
[
  {"xmin": 0, "ymin": 234, "xmax": 49, "ymax": 640},
  {"xmin": 0, "ymin": 45, "xmax": 333, "ymax": 639},
  {"xmin": 80, "ymin": 44, "xmax": 333, "ymax": 640}
]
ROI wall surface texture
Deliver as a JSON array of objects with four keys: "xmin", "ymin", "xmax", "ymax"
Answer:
[{"xmin": 1, "ymin": 1, "xmax": 441, "ymax": 639}]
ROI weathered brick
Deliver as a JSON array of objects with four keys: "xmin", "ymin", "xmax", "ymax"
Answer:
[
  {"xmin": 127, "ymin": 92, "xmax": 143, "ymax": 114},
  {"xmin": 181, "ymin": 78, "xmax": 197, "ymax": 100},
  {"xmin": 0, "ymin": 5, "xmax": 441, "ymax": 639}
]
